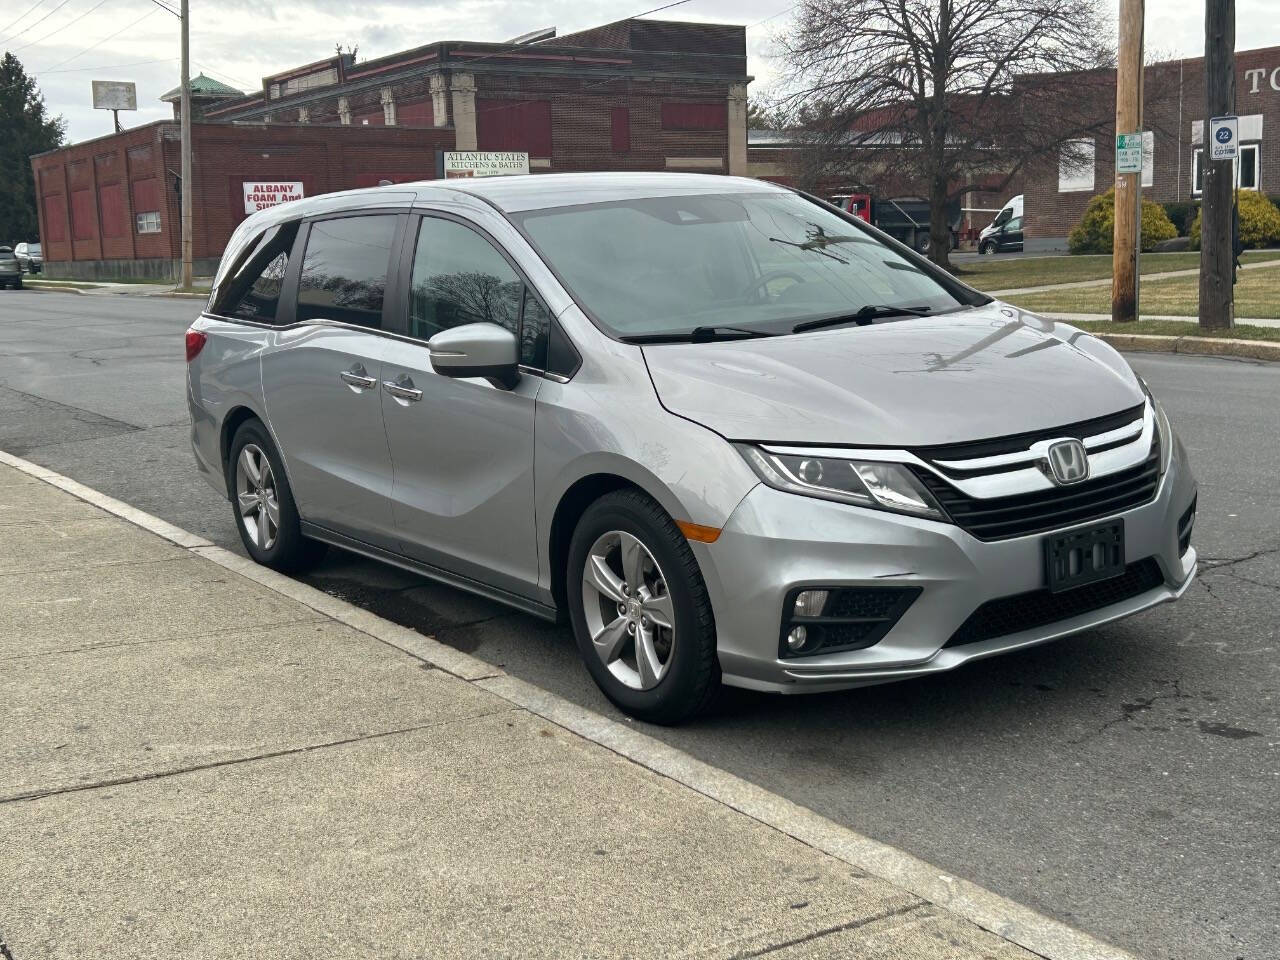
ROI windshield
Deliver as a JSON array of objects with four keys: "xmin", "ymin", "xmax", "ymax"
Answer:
[
  {"xmin": 513, "ymin": 191, "xmax": 968, "ymax": 339},
  {"xmin": 30, "ymin": 244, "xmax": 41, "ymax": 255}
]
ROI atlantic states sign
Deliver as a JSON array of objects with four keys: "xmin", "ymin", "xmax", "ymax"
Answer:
[{"xmin": 243, "ymin": 181, "xmax": 304, "ymax": 215}]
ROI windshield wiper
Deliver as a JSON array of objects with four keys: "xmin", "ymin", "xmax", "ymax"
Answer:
[
  {"xmin": 619, "ymin": 325, "xmax": 777, "ymax": 345},
  {"xmin": 792, "ymin": 304, "xmax": 933, "ymax": 333}
]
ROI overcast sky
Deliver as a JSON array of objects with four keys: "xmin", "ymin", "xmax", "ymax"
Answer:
[{"xmin": 4, "ymin": 0, "xmax": 1280, "ymax": 143}]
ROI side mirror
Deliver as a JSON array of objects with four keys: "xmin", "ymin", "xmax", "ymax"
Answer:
[{"xmin": 428, "ymin": 322, "xmax": 520, "ymax": 389}]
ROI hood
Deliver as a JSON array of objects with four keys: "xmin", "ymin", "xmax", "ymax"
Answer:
[
  {"xmin": 979, "ymin": 222, "xmax": 999, "ymax": 240},
  {"xmin": 643, "ymin": 303, "xmax": 1144, "ymax": 447}
]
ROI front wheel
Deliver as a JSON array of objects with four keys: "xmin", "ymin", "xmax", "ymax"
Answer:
[
  {"xmin": 979, "ymin": 241, "xmax": 995, "ymax": 255},
  {"xmin": 567, "ymin": 489, "xmax": 720, "ymax": 725}
]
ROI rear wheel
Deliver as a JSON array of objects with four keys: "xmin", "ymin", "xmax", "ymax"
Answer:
[
  {"xmin": 567, "ymin": 489, "xmax": 719, "ymax": 725},
  {"xmin": 913, "ymin": 231, "xmax": 931, "ymax": 253},
  {"xmin": 226, "ymin": 420, "xmax": 327, "ymax": 572}
]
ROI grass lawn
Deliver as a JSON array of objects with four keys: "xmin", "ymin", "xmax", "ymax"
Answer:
[
  {"xmin": 955, "ymin": 249, "xmax": 1280, "ymax": 292},
  {"xmin": 1069, "ymin": 319, "xmax": 1280, "ymax": 342},
  {"xmin": 1004, "ymin": 264, "xmax": 1280, "ymax": 319}
]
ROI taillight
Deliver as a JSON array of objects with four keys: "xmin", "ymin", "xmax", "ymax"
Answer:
[{"xmin": 185, "ymin": 329, "xmax": 207, "ymax": 363}]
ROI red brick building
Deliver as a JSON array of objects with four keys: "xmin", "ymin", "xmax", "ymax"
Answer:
[
  {"xmin": 1022, "ymin": 45, "xmax": 1280, "ymax": 250},
  {"xmin": 31, "ymin": 18, "xmax": 751, "ymax": 279}
]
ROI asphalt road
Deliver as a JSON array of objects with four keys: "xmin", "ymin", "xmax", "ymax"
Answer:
[{"xmin": 2, "ymin": 290, "xmax": 1276, "ymax": 960}]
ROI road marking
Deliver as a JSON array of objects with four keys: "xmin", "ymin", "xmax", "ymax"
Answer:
[{"xmin": 0, "ymin": 447, "xmax": 1139, "ymax": 960}]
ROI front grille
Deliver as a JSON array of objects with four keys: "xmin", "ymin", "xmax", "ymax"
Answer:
[
  {"xmin": 911, "ymin": 432, "xmax": 1161, "ymax": 541},
  {"xmin": 945, "ymin": 558, "xmax": 1165, "ymax": 648},
  {"xmin": 917, "ymin": 404, "xmax": 1145, "ymax": 463}
]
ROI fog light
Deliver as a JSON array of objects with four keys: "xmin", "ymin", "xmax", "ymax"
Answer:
[
  {"xmin": 786, "ymin": 626, "xmax": 808, "ymax": 651},
  {"xmin": 793, "ymin": 589, "xmax": 829, "ymax": 617}
]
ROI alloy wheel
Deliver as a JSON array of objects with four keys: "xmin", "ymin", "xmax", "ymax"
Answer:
[
  {"xmin": 581, "ymin": 530, "xmax": 676, "ymax": 691},
  {"xmin": 235, "ymin": 443, "xmax": 280, "ymax": 551}
]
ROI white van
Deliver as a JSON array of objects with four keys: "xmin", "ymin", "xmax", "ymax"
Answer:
[{"xmin": 978, "ymin": 195, "xmax": 1024, "ymax": 254}]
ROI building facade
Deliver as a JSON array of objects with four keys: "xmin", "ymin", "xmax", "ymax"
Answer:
[
  {"xmin": 1024, "ymin": 45, "xmax": 1280, "ymax": 250},
  {"xmin": 31, "ymin": 18, "xmax": 751, "ymax": 279}
]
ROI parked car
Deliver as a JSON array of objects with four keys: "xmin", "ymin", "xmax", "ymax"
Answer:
[
  {"xmin": 187, "ymin": 173, "xmax": 1198, "ymax": 724},
  {"xmin": 978, "ymin": 195, "xmax": 1024, "ymax": 253},
  {"xmin": 15, "ymin": 241, "xmax": 41, "ymax": 274},
  {"xmin": 0, "ymin": 247, "xmax": 23, "ymax": 289}
]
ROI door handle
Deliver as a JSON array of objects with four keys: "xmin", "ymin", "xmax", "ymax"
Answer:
[
  {"xmin": 340, "ymin": 368, "xmax": 377, "ymax": 389},
  {"xmin": 383, "ymin": 378, "xmax": 423, "ymax": 402}
]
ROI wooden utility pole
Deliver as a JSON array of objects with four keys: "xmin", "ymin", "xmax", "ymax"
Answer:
[
  {"xmin": 1200, "ymin": 0, "xmax": 1235, "ymax": 329},
  {"xmin": 1111, "ymin": 0, "xmax": 1144, "ymax": 322},
  {"xmin": 179, "ymin": 0, "xmax": 193, "ymax": 291}
]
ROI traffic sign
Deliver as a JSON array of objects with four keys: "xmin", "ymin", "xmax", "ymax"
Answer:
[
  {"xmin": 1209, "ymin": 116, "xmax": 1238, "ymax": 161},
  {"xmin": 1115, "ymin": 132, "xmax": 1144, "ymax": 174}
]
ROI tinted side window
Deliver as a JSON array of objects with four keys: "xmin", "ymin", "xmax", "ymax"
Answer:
[
  {"xmin": 210, "ymin": 221, "xmax": 299, "ymax": 323},
  {"xmin": 297, "ymin": 215, "xmax": 397, "ymax": 330},
  {"xmin": 408, "ymin": 218, "xmax": 522, "ymax": 341}
]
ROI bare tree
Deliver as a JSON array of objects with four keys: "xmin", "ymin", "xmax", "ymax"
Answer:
[{"xmin": 776, "ymin": 0, "xmax": 1116, "ymax": 267}]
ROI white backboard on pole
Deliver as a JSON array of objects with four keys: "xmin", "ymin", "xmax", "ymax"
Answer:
[
  {"xmin": 91, "ymin": 81, "xmax": 137, "ymax": 111},
  {"xmin": 1209, "ymin": 116, "xmax": 1239, "ymax": 161}
]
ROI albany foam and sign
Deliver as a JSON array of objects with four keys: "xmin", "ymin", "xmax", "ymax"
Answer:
[
  {"xmin": 441, "ymin": 152, "xmax": 530, "ymax": 178},
  {"xmin": 243, "ymin": 181, "xmax": 305, "ymax": 214}
]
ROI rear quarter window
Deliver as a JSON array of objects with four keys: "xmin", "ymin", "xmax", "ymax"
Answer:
[{"xmin": 209, "ymin": 221, "xmax": 300, "ymax": 323}]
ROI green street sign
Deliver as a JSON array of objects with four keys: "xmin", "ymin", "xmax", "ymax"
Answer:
[{"xmin": 1116, "ymin": 132, "xmax": 1144, "ymax": 174}]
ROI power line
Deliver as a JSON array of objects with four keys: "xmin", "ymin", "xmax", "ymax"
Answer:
[
  {"xmin": 1, "ymin": 0, "xmax": 74, "ymax": 44},
  {"xmin": 36, "ymin": 4, "xmax": 158, "ymax": 71},
  {"xmin": 39, "ymin": 55, "xmax": 172, "ymax": 72},
  {"xmin": 192, "ymin": 59, "xmax": 253, "ymax": 91},
  {"xmin": 0, "ymin": 0, "xmax": 49, "ymax": 39},
  {"xmin": 12, "ymin": 0, "xmax": 116, "ymax": 53},
  {"xmin": 144, "ymin": 0, "xmax": 179, "ymax": 18}
]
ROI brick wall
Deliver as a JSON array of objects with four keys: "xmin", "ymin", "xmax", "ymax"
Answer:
[
  {"xmin": 32, "ymin": 121, "xmax": 456, "ymax": 271},
  {"xmin": 1024, "ymin": 46, "xmax": 1280, "ymax": 247}
]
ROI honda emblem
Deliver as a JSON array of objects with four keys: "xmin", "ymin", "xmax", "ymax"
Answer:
[{"xmin": 1045, "ymin": 439, "xmax": 1090, "ymax": 485}]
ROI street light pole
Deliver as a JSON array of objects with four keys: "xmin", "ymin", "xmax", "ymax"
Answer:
[{"xmin": 179, "ymin": 0, "xmax": 193, "ymax": 290}]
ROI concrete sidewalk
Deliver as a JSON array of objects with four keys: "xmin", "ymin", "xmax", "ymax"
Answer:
[{"xmin": 0, "ymin": 459, "xmax": 1117, "ymax": 960}]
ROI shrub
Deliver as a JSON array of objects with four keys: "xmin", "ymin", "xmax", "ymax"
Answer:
[
  {"xmin": 1161, "ymin": 201, "xmax": 1199, "ymax": 236},
  {"xmin": 1189, "ymin": 190, "xmax": 1280, "ymax": 250},
  {"xmin": 1068, "ymin": 189, "xmax": 1178, "ymax": 254}
]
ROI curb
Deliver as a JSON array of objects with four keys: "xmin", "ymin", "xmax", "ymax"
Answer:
[
  {"xmin": 1098, "ymin": 332, "xmax": 1280, "ymax": 362},
  {"xmin": 0, "ymin": 447, "xmax": 1140, "ymax": 960}
]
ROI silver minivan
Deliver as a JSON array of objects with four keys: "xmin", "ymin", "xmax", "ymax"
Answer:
[{"xmin": 187, "ymin": 173, "xmax": 1197, "ymax": 723}]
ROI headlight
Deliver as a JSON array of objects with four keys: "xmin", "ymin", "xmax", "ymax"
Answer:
[
  {"xmin": 736, "ymin": 445, "xmax": 947, "ymax": 520},
  {"xmin": 1136, "ymin": 375, "xmax": 1174, "ymax": 475}
]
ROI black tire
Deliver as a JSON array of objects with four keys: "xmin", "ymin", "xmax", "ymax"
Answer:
[
  {"xmin": 226, "ymin": 419, "xmax": 327, "ymax": 573},
  {"xmin": 566, "ymin": 489, "xmax": 720, "ymax": 725},
  {"xmin": 979, "ymin": 241, "xmax": 995, "ymax": 255},
  {"xmin": 913, "ymin": 231, "xmax": 930, "ymax": 253}
]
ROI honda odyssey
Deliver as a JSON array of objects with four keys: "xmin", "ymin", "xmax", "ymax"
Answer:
[{"xmin": 186, "ymin": 173, "xmax": 1197, "ymax": 724}]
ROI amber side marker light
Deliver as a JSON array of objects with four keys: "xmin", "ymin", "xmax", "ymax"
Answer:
[{"xmin": 677, "ymin": 520, "xmax": 722, "ymax": 543}]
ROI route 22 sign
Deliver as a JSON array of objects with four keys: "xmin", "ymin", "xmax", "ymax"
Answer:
[{"xmin": 1209, "ymin": 117, "xmax": 1239, "ymax": 161}]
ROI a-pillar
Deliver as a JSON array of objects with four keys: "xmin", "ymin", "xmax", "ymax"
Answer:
[
  {"xmin": 381, "ymin": 88, "xmax": 396, "ymax": 126},
  {"xmin": 337, "ymin": 97, "xmax": 351, "ymax": 125}
]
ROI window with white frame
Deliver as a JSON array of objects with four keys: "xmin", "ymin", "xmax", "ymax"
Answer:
[
  {"xmin": 1058, "ymin": 139, "xmax": 1095, "ymax": 192},
  {"xmin": 1192, "ymin": 144, "xmax": 1260, "ymax": 195},
  {"xmin": 135, "ymin": 211, "xmax": 161, "ymax": 234}
]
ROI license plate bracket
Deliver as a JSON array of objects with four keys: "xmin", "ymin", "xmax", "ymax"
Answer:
[{"xmin": 1044, "ymin": 521, "xmax": 1125, "ymax": 593}]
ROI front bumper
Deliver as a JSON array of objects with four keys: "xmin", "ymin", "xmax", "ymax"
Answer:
[{"xmin": 699, "ymin": 437, "xmax": 1197, "ymax": 694}]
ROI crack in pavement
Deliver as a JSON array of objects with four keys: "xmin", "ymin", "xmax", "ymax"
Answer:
[
  {"xmin": 731, "ymin": 902, "xmax": 927, "ymax": 959},
  {"xmin": 1069, "ymin": 678, "xmax": 1193, "ymax": 745},
  {"xmin": 1199, "ymin": 545, "xmax": 1280, "ymax": 573},
  {"xmin": 0, "ymin": 709, "xmax": 517, "ymax": 806}
]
